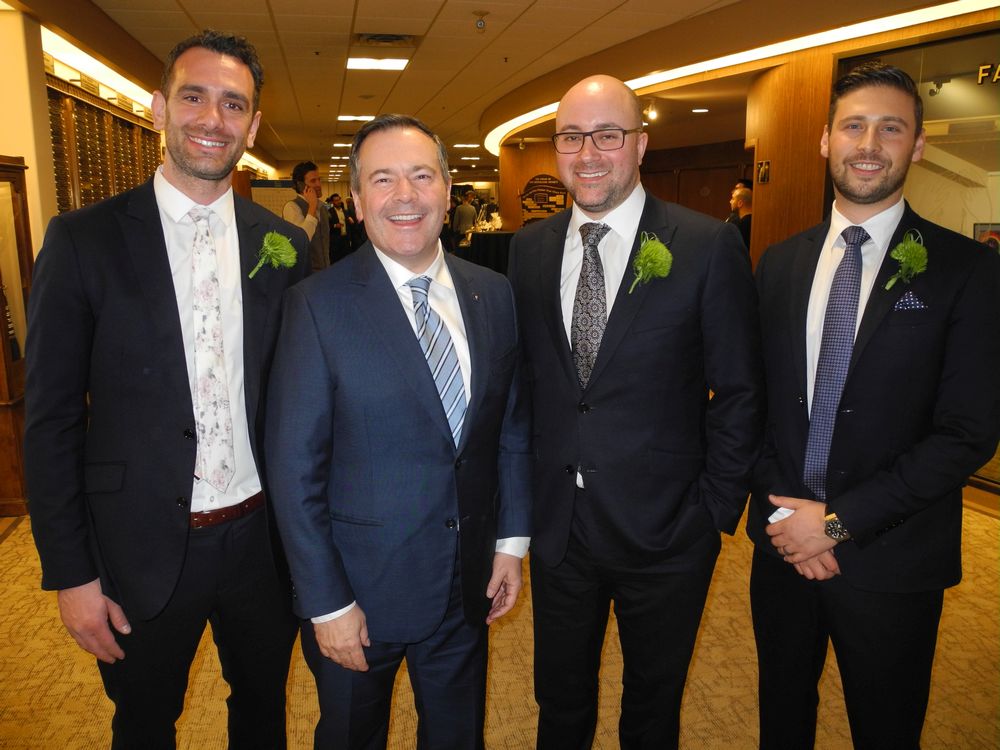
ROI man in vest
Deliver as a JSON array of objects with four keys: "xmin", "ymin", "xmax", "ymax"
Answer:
[{"xmin": 284, "ymin": 160, "xmax": 330, "ymax": 272}]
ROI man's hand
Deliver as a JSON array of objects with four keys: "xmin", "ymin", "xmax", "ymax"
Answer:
[
  {"xmin": 57, "ymin": 578, "xmax": 130, "ymax": 664},
  {"xmin": 314, "ymin": 606, "xmax": 370, "ymax": 671},
  {"xmin": 793, "ymin": 549, "xmax": 841, "ymax": 581},
  {"xmin": 485, "ymin": 552, "xmax": 523, "ymax": 625},
  {"xmin": 765, "ymin": 494, "xmax": 837, "ymax": 563},
  {"xmin": 304, "ymin": 187, "xmax": 319, "ymax": 216}
]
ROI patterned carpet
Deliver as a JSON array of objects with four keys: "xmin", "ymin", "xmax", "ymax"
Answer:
[{"xmin": 0, "ymin": 503, "xmax": 996, "ymax": 749}]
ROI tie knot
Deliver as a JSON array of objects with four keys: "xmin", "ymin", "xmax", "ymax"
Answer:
[
  {"xmin": 189, "ymin": 206, "xmax": 212, "ymax": 225},
  {"xmin": 407, "ymin": 275, "xmax": 432, "ymax": 298},
  {"xmin": 580, "ymin": 222, "xmax": 611, "ymax": 249},
  {"xmin": 841, "ymin": 225, "xmax": 869, "ymax": 250}
]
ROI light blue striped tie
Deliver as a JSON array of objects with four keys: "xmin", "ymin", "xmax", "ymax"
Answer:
[{"xmin": 408, "ymin": 276, "xmax": 467, "ymax": 447}]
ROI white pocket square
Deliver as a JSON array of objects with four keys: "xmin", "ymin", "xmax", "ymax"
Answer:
[{"xmin": 894, "ymin": 289, "xmax": 927, "ymax": 311}]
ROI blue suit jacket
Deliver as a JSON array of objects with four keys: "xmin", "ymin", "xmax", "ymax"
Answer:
[
  {"xmin": 24, "ymin": 180, "xmax": 309, "ymax": 620},
  {"xmin": 265, "ymin": 245, "xmax": 532, "ymax": 642},
  {"xmin": 747, "ymin": 203, "xmax": 1000, "ymax": 592}
]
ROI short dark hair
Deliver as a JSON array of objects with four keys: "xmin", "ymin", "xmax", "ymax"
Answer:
[
  {"xmin": 829, "ymin": 61, "xmax": 923, "ymax": 133},
  {"xmin": 350, "ymin": 114, "xmax": 450, "ymax": 194},
  {"xmin": 161, "ymin": 30, "xmax": 264, "ymax": 111},
  {"xmin": 292, "ymin": 161, "xmax": 318, "ymax": 186}
]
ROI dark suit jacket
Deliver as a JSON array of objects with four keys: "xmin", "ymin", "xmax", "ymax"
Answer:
[
  {"xmin": 24, "ymin": 180, "xmax": 309, "ymax": 620},
  {"xmin": 747, "ymin": 203, "xmax": 1000, "ymax": 592},
  {"xmin": 264, "ymin": 246, "xmax": 532, "ymax": 642},
  {"xmin": 508, "ymin": 194, "xmax": 763, "ymax": 568}
]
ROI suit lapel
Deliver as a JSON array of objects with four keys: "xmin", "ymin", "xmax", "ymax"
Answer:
[
  {"xmin": 446, "ymin": 256, "xmax": 488, "ymax": 451},
  {"xmin": 789, "ymin": 223, "xmax": 828, "ymax": 398},
  {"xmin": 119, "ymin": 182, "xmax": 192, "ymax": 412},
  {"xmin": 236, "ymin": 195, "xmax": 270, "ymax": 437},
  {"xmin": 353, "ymin": 247, "xmax": 457, "ymax": 447},
  {"xmin": 849, "ymin": 203, "xmax": 920, "ymax": 373},
  {"xmin": 537, "ymin": 212, "xmax": 579, "ymax": 391},
  {"xmin": 587, "ymin": 196, "xmax": 676, "ymax": 388}
]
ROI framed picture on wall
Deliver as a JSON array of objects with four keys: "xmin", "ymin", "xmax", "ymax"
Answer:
[{"xmin": 973, "ymin": 223, "xmax": 1000, "ymax": 254}]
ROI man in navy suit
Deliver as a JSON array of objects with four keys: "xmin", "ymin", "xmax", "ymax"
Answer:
[
  {"xmin": 508, "ymin": 75, "xmax": 762, "ymax": 749},
  {"xmin": 265, "ymin": 114, "xmax": 532, "ymax": 749},
  {"xmin": 748, "ymin": 62, "xmax": 1000, "ymax": 749},
  {"xmin": 24, "ymin": 31, "xmax": 306, "ymax": 748}
]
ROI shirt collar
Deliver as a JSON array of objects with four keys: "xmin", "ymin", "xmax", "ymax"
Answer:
[
  {"xmin": 153, "ymin": 166, "xmax": 235, "ymax": 228},
  {"xmin": 568, "ymin": 182, "xmax": 646, "ymax": 245},
  {"xmin": 829, "ymin": 198, "xmax": 905, "ymax": 253},
  {"xmin": 373, "ymin": 242, "xmax": 452, "ymax": 291}
]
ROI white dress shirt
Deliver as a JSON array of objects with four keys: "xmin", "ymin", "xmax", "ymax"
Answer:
[
  {"xmin": 559, "ymin": 182, "xmax": 646, "ymax": 343},
  {"xmin": 805, "ymin": 198, "xmax": 904, "ymax": 413},
  {"xmin": 313, "ymin": 242, "xmax": 528, "ymax": 624},
  {"xmin": 153, "ymin": 167, "xmax": 260, "ymax": 511}
]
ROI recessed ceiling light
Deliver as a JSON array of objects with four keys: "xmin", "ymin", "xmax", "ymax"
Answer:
[
  {"xmin": 453, "ymin": 143, "xmax": 480, "ymax": 148},
  {"xmin": 692, "ymin": 108, "xmax": 709, "ymax": 113},
  {"xmin": 461, "ymin": 156, "xmax": 480, "ymax": 161},
  {"xmin": 332, "ymin": 142, "xmax": 352, "ymax": 148},
  {"xmin": 347, "ymin": 58, "xmax": 408, "ymax": 71},
  {"xmin": 338, "ymin": 115, "xmax": 375, "ymax": 122}
]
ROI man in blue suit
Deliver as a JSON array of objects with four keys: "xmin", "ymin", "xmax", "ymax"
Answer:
[{"xmin": 265, "ymin": 114, "xmax": 532, "ymax": 749}]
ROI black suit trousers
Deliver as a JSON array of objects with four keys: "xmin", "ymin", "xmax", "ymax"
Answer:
[
  {"xmin": 531, "ymin": 528, "xmax": 720, "ymax": 750},
  {"xmin": 750, "ymin": 549, "xmax": 943, "ymax": 750},
  {"xmin": 97, "ymin": 509, "xmax": 298, "ymax": 750}
]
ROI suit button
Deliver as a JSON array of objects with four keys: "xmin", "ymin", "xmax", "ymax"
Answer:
[
  {"xmin": 455, "ymin": 458, "xmax": 465, "ymax": 470},
  {"xmin": 176, "ymin": 497, "xmax": 188, "ymax": 508},
  {"xmin": 445, "ymin": 518, "xmax": 457, "ymax": 529},
  {"xmin": 183, "ymin": 428, "xmax": 195, "ymax": 439},
  {"xmin": 564, "ymin": 465, "xmax": 575, "ymax": 474},
  {"xmin": 797, "ymin": 395, "xmax": 806, "ymax": 405},
  {"xmin": 578, "ymin": 402, "xmax": 590, "ymax": 413}
]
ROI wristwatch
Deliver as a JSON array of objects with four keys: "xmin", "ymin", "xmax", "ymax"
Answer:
[{"xmin": 824, "ymin": 512, "xmax": 851, "ymax": 542}]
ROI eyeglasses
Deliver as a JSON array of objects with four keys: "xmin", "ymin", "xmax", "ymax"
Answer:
[{"xmin": 551, "ymin": 127, "xmax": 644, "ymax": 154}]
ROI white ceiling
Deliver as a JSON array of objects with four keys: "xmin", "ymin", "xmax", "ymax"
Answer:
[{"xmin": 85, "ymin": 0, "xmax": 742, "ymax": 178}]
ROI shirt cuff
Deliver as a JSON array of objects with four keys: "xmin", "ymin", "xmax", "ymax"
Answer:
[
  {"xmin": 496, "ymin": 536, "xmax": 530, "ymax": 558},
  {"xmin": 311, "ymin": 601, "xmax": 356, "ymax": 623}
]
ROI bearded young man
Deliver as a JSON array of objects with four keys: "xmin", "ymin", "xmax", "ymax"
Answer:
[{"xmin": 748, "ymin": 61, "xmax": 1000, "ymax": 750}]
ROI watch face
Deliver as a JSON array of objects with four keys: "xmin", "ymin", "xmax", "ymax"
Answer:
[{"xmin": 825, "ymin": 519, "xmax": 850, "ymax": 541}]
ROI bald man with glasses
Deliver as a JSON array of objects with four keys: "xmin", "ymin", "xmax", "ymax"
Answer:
[{"xmin": 508, "ymin": 75, "xmax": 763, "ymax": 749}]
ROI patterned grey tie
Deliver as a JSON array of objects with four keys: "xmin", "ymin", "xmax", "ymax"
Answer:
[
  {"xmin": 189, "ymin": 207, "xmax": 235, "ymax": 493},
  {"xmin": 571, "ymin": 222, "xmax": 612, "ymax": 388},
  {"xmin": 803, "ymin": 225, "xmax": 869, "ymax": 500},
  {"xmin": 407, "ymin": 276, "xmax": 467, "ymax": 447}
]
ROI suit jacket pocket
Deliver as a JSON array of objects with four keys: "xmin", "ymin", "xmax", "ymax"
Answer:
[
  {"xmin": 329, "ymin": 510, "xmax": 384, "ymax": 527},
  {"xmin": 84, "ymin": 462, "xmax": 126, "ymax": 494}
]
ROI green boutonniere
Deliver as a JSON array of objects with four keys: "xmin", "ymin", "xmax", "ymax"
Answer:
[
  {"xmin": 249, "ymin": 232, "xmax": 298, "ymax": 279},
  {"xmin": 884, "ymin": 229, "xmax": 927, "ymax": 290},
  {"xmin": 628, "ymin": 231, "xmax": 673, "ymax": 294}
]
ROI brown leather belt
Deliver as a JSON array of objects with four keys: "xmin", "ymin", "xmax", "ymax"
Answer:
[{"xmin": 190, "ymin": 491, "xmax": 264, "ymax": 529}]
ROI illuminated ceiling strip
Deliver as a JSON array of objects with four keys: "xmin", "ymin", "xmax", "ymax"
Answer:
[{"xmin": 484, "ymin": 0, "xmax": 1000, "ymax": 155}]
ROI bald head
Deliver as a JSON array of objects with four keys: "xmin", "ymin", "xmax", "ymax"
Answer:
[
  {"xmin": 556, "ymin": 75, "xmax": 644, "ymax": 132},
  {"xmin": 553, "ymin": 75, "xmax": 648, "ymax": 219}
]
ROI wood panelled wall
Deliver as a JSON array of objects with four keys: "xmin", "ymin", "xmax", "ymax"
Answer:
[
  {"xmin": 498, "ymin": 140, "xmax": 559, "ymax": 231},
  {"xmin": 744, "ymin": 48, "xmax": 833, "ymax": 265}
]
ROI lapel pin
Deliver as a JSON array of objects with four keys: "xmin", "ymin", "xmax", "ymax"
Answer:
[{"xmin": 472, "ymin": 292, "xmax": 480, "ymax": 302}]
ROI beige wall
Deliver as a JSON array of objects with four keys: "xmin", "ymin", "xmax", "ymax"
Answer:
[{"xmin": 0, "ymin": 9, "xmax": 58, "ymax": 256}]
